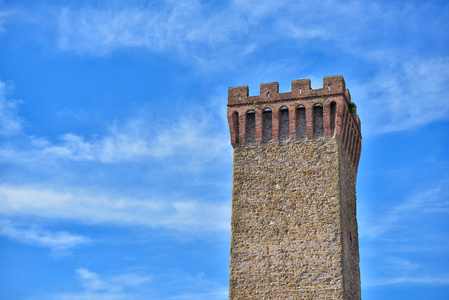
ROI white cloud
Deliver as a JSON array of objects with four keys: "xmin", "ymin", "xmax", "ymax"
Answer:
[
  {"xmin": 363, "ymin": 257, "xmax": 449, "ymax": 287},
  {"xmin": 364, "ymin": 275, "xmax": 449, "ymax": 287},
  {"xmin": 56, "ymin": 1, "xmax": 368, "ymax": 65},
  {"xmin": 0, "ymin": 220, "xmax": 89, "ymax": 251},
  {"xmin": 56, "ymin": 0, "xmax": 254, "ymax": 66},
  {"xmin": 51, "ymin": 0, "xmax": 449, "ymax": 132},
  {"xmin": 52, "ymin": 268, "xmax": 227, "ymax": 300},
  {"xmin": 0, "ymin": 107, "xmax": 230, "ymax": 166},
  {"xmin": 359, "ymin": 184, "xmax": 449, "ymax": 288},
  {"xmin": 77, "ymin": 269, "xmax": 110, "ymax": 291},
  {"xmin": 360, "ymin": 187, "xmax": 448, "ymax": 239},
  {"xmin": 76, "ymin": 268, "xmax": 151, "ymax": 293},
  {"xmin": 0, "ymin": 185, "xmax": 230, "ymax": 233},
  {"xmin": 168, "ymin": 292, "xmax": 228, "ymax": 300},
  {"xmin": 55, "ymin": 293, "xmax": 127, "ymax": 300},
  {"xmin": 0, "ymin": 80, "xmax": 22, "ymax": 136},
  {"xmin": 0, "ymin": 5, "xmax": 9, "ymax": 35},
  {"xmin": 54, "ymin": 0, "xmax": 387, "ymax": 57},
  {"xmin": 52, "ymin": 268, "xmax": 151, "ymax": 300},
  {"xmin": 355, "ymin": 56, "xmax": 449, "ymax": 134},
  {"xmin": 164, "ymin": 271, "xmax": 228, "ymax": 300}
]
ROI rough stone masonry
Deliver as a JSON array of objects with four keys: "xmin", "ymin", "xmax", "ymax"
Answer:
[{"xmin": 227, "ymin": 76, "xmax": 362, "ymax": 299}]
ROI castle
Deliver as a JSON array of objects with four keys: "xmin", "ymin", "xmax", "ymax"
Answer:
[{"xmin": 227, "ymin": 75, "xmax": 362, "ymax": 299}]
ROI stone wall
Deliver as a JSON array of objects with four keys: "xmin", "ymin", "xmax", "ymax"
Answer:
[
  {"xmin": 339, "ymin": 142, "xmax": 361, "ymax": 299},
  {"xmin": 229, "ymin": 139, "xmax": 360, "ymax": 299}
]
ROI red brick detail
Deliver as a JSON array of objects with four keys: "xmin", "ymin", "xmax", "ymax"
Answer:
[
  {"xmin": 255, "ymin": 109, "xmax": 263, "ymax": 144},
  {"xmin": 323, "ymin": 104, "xmax": 331, "ymax": 138},
  {"xmin": 347, "ymin": 127, "xmax": 353, "ymax": 159},
  {"xmin": 272, "ymin": 107, "xmax": 280, "ymax": 142},
  {"xmin": 345, "ymin": 89, "xmax": 352, "ymax": 103},
  {"xmin": 323, "ymin": 75, "xmax": 346, "ymax": 94},
  {"xmin": 355, "ymin": 137, "xmax": 362, "ymax": 174},
  {"xmin": 306, "ymin": 103, "xmax": 314, "ymax": 140},
  {"xmin": 350, "ymin": 129, "xmax": 357, "ymax": 165},
  {"xmin": 228, "ymin": 86, "xmax": 249, "ymax": 105},
  {"xmin": 335, "ymin": 102, "xmax": 344, "ymax": 139},
  {"xmin": 239, "ymin": 113, "xmax": 246, "ymax": 145},
  {"xmin": 260, "ymin": 82, "xmax": 279, "ymax": 101},
  {"xmin": 342, "ymin": 110, "xmax": 349, "ymax": 151},
  {"xmin": 289, "ymin": 106, "xmax": 297, "ymax": 141},
  {"xmin": 291, "ymin": 79, "xmax": 311, "ymax": 97},
  {"xmin": 227, "ymin": 76, "xmax": 362, "ymax": 173}
]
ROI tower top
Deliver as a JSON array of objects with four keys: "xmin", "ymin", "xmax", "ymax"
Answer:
[
  {"xmin": 228, "ymin": 75, "xmax": 349, "ymax": 105},
  {"xmin": 227, "ymin": 75, "xmax": 362, "ymax": 174}
]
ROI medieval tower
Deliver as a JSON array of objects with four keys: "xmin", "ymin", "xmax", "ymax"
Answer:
[{"xmin": 227, "ymin": 75, "xmax": 362, "ymax": 299}]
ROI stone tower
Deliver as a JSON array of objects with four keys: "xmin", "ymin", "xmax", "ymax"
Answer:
[{"xmin": 227, "ymin": 75, "xmax": 362, "ymax": 299}]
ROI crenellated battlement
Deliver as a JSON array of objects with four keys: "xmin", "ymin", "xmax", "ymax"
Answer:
[
  {"xmin": 228, "ymin": 75, "xmax": 349, "ymax": 105},
  {"xmin": 227, "ymin": 75, "xmax": 362, "ymax": 174}
]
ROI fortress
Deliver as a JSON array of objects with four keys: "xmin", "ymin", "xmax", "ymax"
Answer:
[{"xmin": 227, "ymin": 75, "xmax": 362, "ymax": 299}]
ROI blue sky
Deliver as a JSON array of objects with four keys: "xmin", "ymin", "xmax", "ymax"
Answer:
[{"xmin": 0, "ymin": 0, "xmax": 448, "ymax": 299}]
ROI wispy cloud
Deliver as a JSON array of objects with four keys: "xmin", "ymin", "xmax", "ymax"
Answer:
[
  {"xmin": 0, "ymin": 4, "xmax": 10, "ymax": 36},
  {"xmin": 52, "ymin": 268, "xmax": 227, "ymax": 300},
  {"xmin": 356, "ymin": 56, "xmax": 449, "ymax": 134},
  {"xmin": 54, "ymin": 0, "xmax": 386, "ymax": 67},
  {"xmin": 52, "ymin": 0, "xmax": 396, "ymax": 61},
  {"xmin": 363, "ymin": 257, "xmax": 449, "ymax": 287},
  {"xmin": 0, "ymin": 80, "xmax": 22, "ymax": 136},
  {"xmin": 54, "ymin": 0, "xmax": 375, "ymax": 56},
  {"xmin": 155, "ymin": 270, "xmax": 228, "ymax": 300},
  {"xmin": 53, "ymin": 268, "xmax": 151, "ymax": 300},
  {"xmin": 2, "ymin": 1, "xmax": 447, "ymax": 134},
  {"xmin": 76, "ymin": 268, "xmax": 151, "ymax": 293},
  {"xmin": 359, "ymin": 186, "xmax": 449, "ymax": 287},
  {"xmin": 360, "ymin": 187, "xmax": 449, "ymax": 239},
  {"xmin": 0, "ymin": 77, "xmax": 230, "ymax": 169},
  {"xmin": 364, "ymin": 274, "xmax": 449, "ymax": 287},
  {"xmin": 0, "ymin": 185, "xmax": 230, "ymax": 233},
  {"xmin": 0, "ymin": 220, "xmax": 89, "ymax": 252},
  {"xmin": 0, "ymin": 108, "xmax": 230, "ymax": 167},
  {"xmin": 50, "ymin": 0, "xmax": 449, "ymax": 133},
  {"xmin": 56, "ymin": 1, "xmax": 255, "ymax": 67}
]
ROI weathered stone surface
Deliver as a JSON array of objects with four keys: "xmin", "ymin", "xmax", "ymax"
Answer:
[{"xmin": 229, "ymin": 140, "xmax": 360, "ymax": 299}]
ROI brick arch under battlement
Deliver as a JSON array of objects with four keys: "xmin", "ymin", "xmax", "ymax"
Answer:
[{"xmin": 227, "ymin": 76, "xmax": 362, "ymax": 174}]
